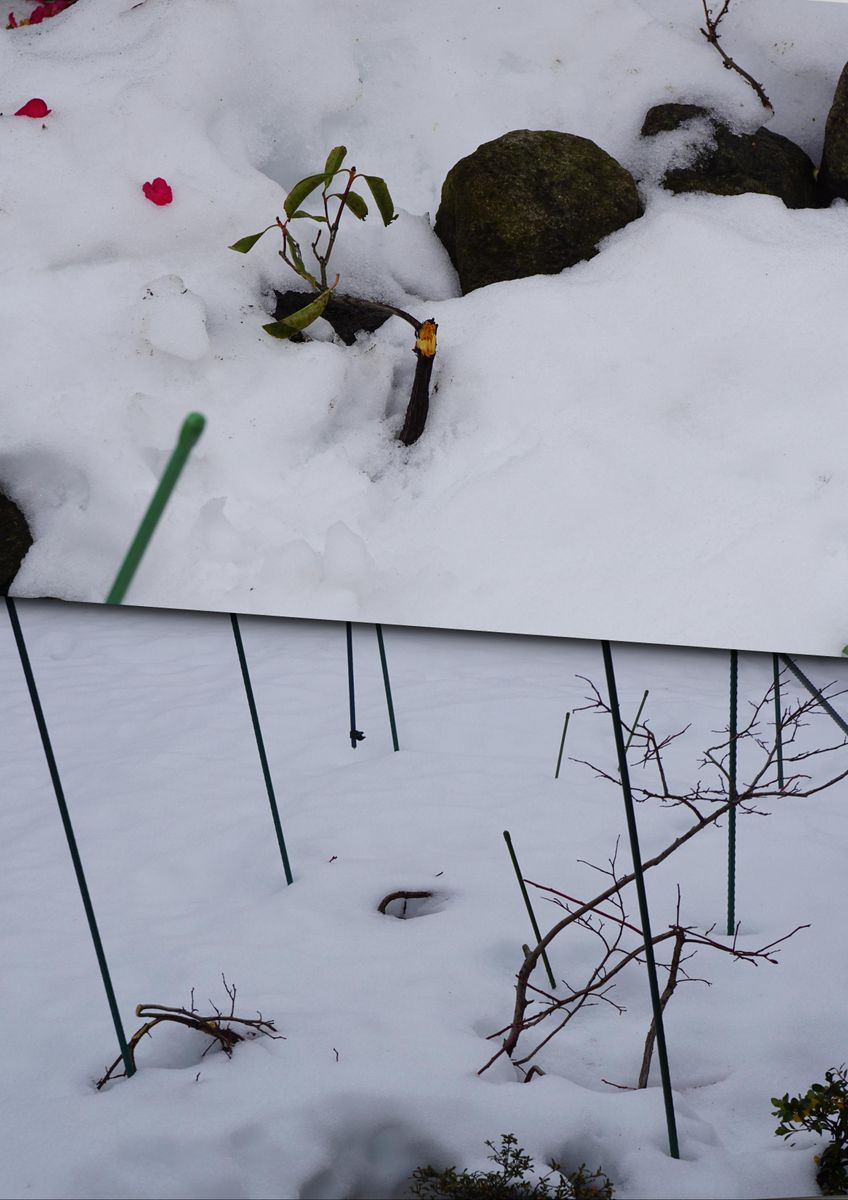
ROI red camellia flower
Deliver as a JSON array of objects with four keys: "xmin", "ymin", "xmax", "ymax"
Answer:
[
  {"xmin": 14, "ymin": 97, "xmax": 51, "ymax": 117},
  {"xmin": 142, "ymin": 177, "xmax": 174, "ymax": 206}
]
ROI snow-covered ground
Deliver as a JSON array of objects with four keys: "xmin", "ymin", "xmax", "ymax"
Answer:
[
  {"xmin": 2, "ymin": 597, "xmax": 847, "ymax": 1198},
  {"xmin": 2, "ymin": 0, "xmax": 848, "ymax": 657}
]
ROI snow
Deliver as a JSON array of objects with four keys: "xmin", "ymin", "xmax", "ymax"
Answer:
[
  {"xmin": 2, "ymin": 597, "xmax": 848, "ymax": 1198},
  {"xmin": 1, "ymin": 0, "xmax": 847, "ymax": 657}
]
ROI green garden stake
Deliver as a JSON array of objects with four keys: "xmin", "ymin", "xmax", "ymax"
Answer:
[
  {"xmin": 5, "ymin": 596, "xmax": 135, "ymax": 1080},
  {"xmin": 502, "ymin": 830, "xmax": 557, "ymax": 991},
  {"xmin": 601, "ymin": 640, "xmax": 679, "ymax": 1160},
  {"xmin": 554, "ymin": 712, "xmax": 570, "ymax": 779},
  {"xmin": 772, "ymin": 655, "xmax": 784, "ymax": 792},
  {"xmin": 781, "ymin": 655, "xmax": 848, "ymax": 738},
  {"xmin": 105, "ymin": 413, "xmax": 206, "ymax": 605},
  {"xmin": 230, "ymin": 614, "xmax": 293, "ymax": 885},
  {"xmin": 375, "ymin": 625, "xmax": 399, "ymax": 751},
  {"xmin": 727, "ymin": 650, "xmax": 738, "ymax": 937},
  {"xmin": 624, "ymin": 689, "xmax": 649, "ymax": 753},
  {"xmin": 346, "ymin": 623, "xmax": 365, "ymax": 748}
]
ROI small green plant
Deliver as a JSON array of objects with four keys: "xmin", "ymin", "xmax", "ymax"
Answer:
[
  {"xmin": 407, "ymin": 1134, "xmax": 614, "ymax": 1200},
  {"xmin": 772, "ymin": 1066, "xmax": 848, "ymax": 1196},
  {"xmin": 230, "ymin": 146, "xmax": 438, "ymax": 446},
  {"xmin": 230, "ymin": 145, "xmax": 397, "ymax": 340}
]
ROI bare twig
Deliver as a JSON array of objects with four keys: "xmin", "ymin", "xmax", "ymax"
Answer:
[
  {"xmin": 699, "ymin": 0, "xmax": 773, "ymax": 110},
  {"xmin": 96, "ymin": 981, "xmax": 283, "ymax": 1089},
  {"xmin": 480, "ymin": 673, "xmax": 845, "ymax": 1078}
]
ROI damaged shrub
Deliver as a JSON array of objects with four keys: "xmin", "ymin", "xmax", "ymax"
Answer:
[{"xmin": 230, "ymin": 146, "xmax": 437, "ymax": 446}]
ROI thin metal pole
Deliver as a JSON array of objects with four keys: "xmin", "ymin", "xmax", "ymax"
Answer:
[
  {"xmin": 502, "ymin": 831, "xmax": 557, "ymax": 991},
  {"xmin": 554, "ymin": 712, "xmax": 570, "ymax": 779},
  {"xmin": 230, "ymin": 614, "xmax": 293, "ymax": 885},
  {"xmin": 346, "ymin": 623, "xmax": 364, "ymax": 748},
  {"xmin": 624, "ymin": 688, "xmax": 650, "ymax": 754},
  {"xmin": 781, "ymin": 655, "xmax": 848, "ymax": 738},
  {"xmin": 105, "ymin": 413, "xmax": 205, "ymax": 605},
  {"xmin": 727, "ymin": 650, "xmax": 738, "ymax": 937},
  {"xmin": 5, "ymin": 597, "xmax": 135, "ymax": 1078},
  {"xmin": 601, "ymin": 641, "xmax": 679, "ymax": 1159},
  {"xmin": 375, "ymin": 625, "xmax": 399, "ymax": 751},
  {"xmin": 772, "ymin": 655, "xmax": 784, "ymax": 792}
]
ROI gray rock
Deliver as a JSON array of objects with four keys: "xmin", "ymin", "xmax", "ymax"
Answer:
[
  {"xmin": 0, "ymin": 492, "xmax": 32, "ymax": 595},
  {"xmin": 819, "ymin": 62, "xmax": 848, "ymax": 203},
  {"xmin": 642, "ymin": 102, "xmax": 818, "ymax": 210},
  {"xmin": 434, "ymin": 129, "xmax": 643, "ymax": 294}
]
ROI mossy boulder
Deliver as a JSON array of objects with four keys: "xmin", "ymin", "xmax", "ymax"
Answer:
[
  {"xmin": 0, "ymin": 491, "xmax": 32, "ymax": 594},
  {"xmin": 434, "ymin": 129, "xmax": 643, "ymax": 294},
  {"xmin": 819, "ymin": 62, "xmax": 848, "ymax": 204},
  {"xmin": 642, "ymin": 102, "xmax": 818, "ymax": 209}
]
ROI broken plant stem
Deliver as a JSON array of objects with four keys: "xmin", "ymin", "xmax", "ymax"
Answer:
[
  {"xmin": 96, "ymin": 976, "xmax": 282, "ymax": 1089},
  {"xmin": 399, "ymin": 319, "xmax": 438, "ymax": 447}
]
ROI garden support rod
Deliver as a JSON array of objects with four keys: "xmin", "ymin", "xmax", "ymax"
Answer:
[
  {"xmin": 5, "ymin": 596, "xmax": 135, "ymax": 1079},
  {"xmin": 346, "ymin": 622, "xmax": 364, "ymax": 748},
  {"xmin": 105, "ymin": 412, "xmax": 206, "ymax": 605},
  {"xmin": 375, "ymin": 625, "xmax": 399, "ymax": 751},
  {"xmin": 230, "ymin": 614, "xmax": 293, "ymax": 885},
  {"xmin": 772, "ymin": 655, "xmax": 784, "ymax": 792},
  {"xmin": 781, "ymin": 655, "xmax": 848, "ymax": 738},
  {"xmin": 502, "ymin": 831, "xmax": 557, "ymax": 991},
  {"xmin": 601, "ymin": 640, "xmax": 680, "ymax": 1160},
  {"xmin": 727, "ymin": 650, "xmax": 738, "ymax": 937},
  {"xmin": 554, "ymin": 712, "xmax": 570, "ymax": 779},
  {"xmin": 624, "ymin": 689, "xmax": 650, "ymax": 753}
]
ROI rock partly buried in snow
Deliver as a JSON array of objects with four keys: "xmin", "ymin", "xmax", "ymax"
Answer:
[
  {"xmin": 819, "ymin": 62, "xmax": 848, "ymax": 204},
  {"xmin": 642, "ymin": 103, "xmax": 818, "ymax": 209},
  {"xmin": 434, "ymin": 129, "xmax": 643, "ymax": 294},
  {"xmin": 0, "ymin": 492, "xmax": 33, "ymax": 594}
]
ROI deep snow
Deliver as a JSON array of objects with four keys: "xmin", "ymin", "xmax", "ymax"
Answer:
[
  {"xmin": 2, "ymin": 0, "xmax": 848, "ymax": 656},
  {"xmin": 2, "ymin": 597, "xmax": 848, "ymax": 1198}
]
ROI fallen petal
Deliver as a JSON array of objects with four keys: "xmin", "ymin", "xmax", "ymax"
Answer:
[
  {"xmin": 14, "ymin": 98, "xmax": 51, "ymax": 117},
  {"xmin": 142, "ymin": 177, "xmax": 173, "ymax": 206}
]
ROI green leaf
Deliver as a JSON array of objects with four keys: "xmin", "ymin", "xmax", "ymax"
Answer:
[
  {"xmin": 334, "ymin": 190, "xmax": 368, "ymax": 220},
  {"xmin": 324, "ymin": 145, "xmax": 347, "ymax": 180},
  {"xmin": 284, "ymin": 232, "xmax": 319, "ymax": 286},
  {"xmin": 229, "ymin": 226, "xmax": 276, "ymax": 253},
  {"xmin": 284, "ymin": 173, "xmax": 329, "ymax": 218},
  {"xmin": 290, "ymin": 210, "xmax": 328, "ymax": 223},
  {"xmin": 262, "ymin": 288, "xmax": 333, "ymax": 339},
  {"xmin": 362, "ymin": 175, "xmax": 397, "ymax": 225}
]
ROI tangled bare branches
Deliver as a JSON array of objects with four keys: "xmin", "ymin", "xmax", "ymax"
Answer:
[
  {"xmin": 97, "ymin": 975, "xmax": 283, "ymax": 1088},
  {"xmin": 699, "ymin": 1, "xmax": 772, "ymax": 110},
  {"xmin": 480, "ymin": 672, "xmax": 848, "ymax": 1081}
]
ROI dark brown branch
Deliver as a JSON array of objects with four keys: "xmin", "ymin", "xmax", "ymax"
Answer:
[
  {"xmin": 96, "ymin": 981, "xmax": 282, "ymax": 1089},
  {"xmin": 699, "ymin": 0, "xmax": 773, "ymax": 110}
]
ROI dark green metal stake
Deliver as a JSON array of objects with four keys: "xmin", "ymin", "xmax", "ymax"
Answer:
[
  {"xmin": 556, "ymin": 710, "xmax": 570, "ymax": 777},
  {"xmin": 5, "ymin": 597, "xmax": 135, "ymax": 1079},
  {"xmin": 727, "ymin": 650, "xmax": 738, "ymax": 937},
  {"xmin": 502, "ymin": 830, "xmax": 557, "ymax": 991},
  {"xmin": 230, "ymin": 614, "xmax": 293, "ymax": 885},
  {"xmin": 782, "ymin": 655, "xmax": 848, "ymax": 738},
  {"xmin": 346, "ymin": 623, "xmax": 364, "ymax": 748},
  {"xmin": 554, "ymin": 712, "xmax": 571, "ymax": 779},
  {"xmin": 375, "ymin": 625, "xmax": 399, "ymax": 752},
  {"xmin": 624, "ymin": 689, "xmax": 649, "ymax": 753},
  {"xmin": 105, "ymin": 413, "xmax": 206, "ymax": 605},
  {"xmin": 601, "ymin": 641, "xmax": 679, "ymax": 1160},
  {"xmin": 772, "ymin": 655, "xmax": 784, "ymax": 792}
]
